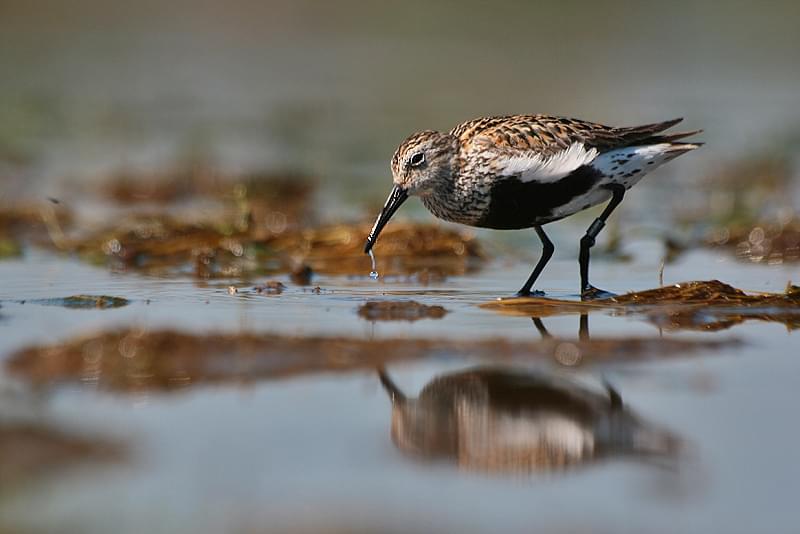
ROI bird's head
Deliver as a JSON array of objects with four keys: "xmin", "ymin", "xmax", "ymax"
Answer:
[
  {"xmin": 390, "ymin": 130, "xmax": 458, "ymax": 196},
  {"xmin": 365, "ymin": 130, "xmax": 457, "ymax": 254}
]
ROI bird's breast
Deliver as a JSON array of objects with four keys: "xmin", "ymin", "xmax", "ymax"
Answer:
[
  {"xmin": 475, "ymin": 165, "xmax": 606, "ymax": 229},
  {"xmin": 420, "ymin": 181, "xmax": 489, "ymax": 226}
]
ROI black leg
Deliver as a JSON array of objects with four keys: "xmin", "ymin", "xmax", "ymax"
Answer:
[
  {"xmin": 579, "ymin": 184, "xmax": 625, "ymax": 298},
  {"xmin": 516, "ymin": 225, "xmax": 554, "ymax": 296}
]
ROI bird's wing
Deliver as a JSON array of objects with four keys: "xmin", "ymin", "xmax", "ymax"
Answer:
[
  {"xmin": 452, "ymin": 115, "xmax": 686, "ymax": 183},
  {"xmin": 468, "ymin": 140, "xmax": 600, "ymax": 184}
]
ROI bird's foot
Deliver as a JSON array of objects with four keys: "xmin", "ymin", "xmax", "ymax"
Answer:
[
  {"xmin": 581, "ymin": 285, "xmax": 616, "ymax": 300},
  {"xmin": 514, "ymin": 289, "xmax": 545, "ymax": 298}
]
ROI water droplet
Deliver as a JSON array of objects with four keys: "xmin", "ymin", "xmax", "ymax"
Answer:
[{"xmin": 368, "ymin": 249, "xmax": 379, "ymax": 280}]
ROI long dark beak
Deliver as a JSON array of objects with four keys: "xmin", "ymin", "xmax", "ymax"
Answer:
[{"xmin": 364, "ymin": 184, "xmax": 408, "ymax": 254}]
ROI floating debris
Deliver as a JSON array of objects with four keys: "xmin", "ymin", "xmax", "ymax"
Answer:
[
  {"xmin": 22, "ymin": 295, "xmax": 130, "ymax": 309},
  {"xmin": 357, "ymin": 300, "xmax": 448, "ymax": 322},
  {"xmin": 254, "ymin": 280, "xmax": 286, "ymax": 295},
  {"xmin": 482, "ymin": 280, "xmax": 800, "ymax": 331},
  {"xmin": 6, "ymin": 328, "xmax": 734, "ymax": 394}
]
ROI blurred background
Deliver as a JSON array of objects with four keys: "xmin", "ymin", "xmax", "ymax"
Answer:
[
  {"xmin": 2, "ymin": 2, "xmax": 800, "ymax": 533},
  {"xmin": 3, "ymin": 0, "xmax": 799, "ymax": 210}
]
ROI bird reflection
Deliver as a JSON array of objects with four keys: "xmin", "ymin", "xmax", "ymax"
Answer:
[{"xmin": 379, "ymin": 366, "xmax": 679, "ymax": 474}]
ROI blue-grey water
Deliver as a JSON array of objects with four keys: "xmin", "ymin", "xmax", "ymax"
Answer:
[{"xmin": 2, "ymin": 245, "xmax": 799, "ymax": 533}]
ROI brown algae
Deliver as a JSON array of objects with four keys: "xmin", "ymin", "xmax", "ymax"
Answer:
[
  {"xmin": 482, "ymin": 280, "xmax": 800, "ymax": 331},
  {"xmin": 357, "ymin": 300, "xmax": 448, "ymax": 322},
  {"xmin": 23, "ymin": 295, "xmax": 130, "ymax": 309},
  {"xmin": 67, "ymin": 217, "xmax": 482, "ymax": 279}
]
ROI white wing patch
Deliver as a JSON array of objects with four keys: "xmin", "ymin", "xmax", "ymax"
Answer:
[
  {"xmin": 498, "ymin": 143, "xmax": 599, "ymax": 184},
  {"xmin": 592, "ymin": 143, "xmax": 684, "ymax": 184}
]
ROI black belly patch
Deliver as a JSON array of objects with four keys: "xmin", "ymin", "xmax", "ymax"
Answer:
[{"xmin": 477, "ymin": 165, "xmax": 603, "ymax": 229}]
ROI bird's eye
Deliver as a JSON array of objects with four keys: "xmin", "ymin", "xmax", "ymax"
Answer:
[{"xmin": 409, "ymin": 152, "xmax": 425, "ymax": 167}]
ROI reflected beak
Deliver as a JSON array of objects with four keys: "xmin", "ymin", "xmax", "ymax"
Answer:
[
  {"xmin": 377, "ymin": 368, "xmax": 407, "ymax": 405},
  {"xmin": 364, "ymin": 185, "xmax": 408, "ymax": 254}
]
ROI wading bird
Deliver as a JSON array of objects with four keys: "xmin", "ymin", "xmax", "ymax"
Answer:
[{"xmin": 364, "ymin": 115, "xmax": 701, "ymax": 297}]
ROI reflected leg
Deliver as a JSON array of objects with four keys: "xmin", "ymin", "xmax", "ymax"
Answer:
[
  {"xmin": 578, "ymin": 313, "xmax": 590, "ymax": 342},
  {"xmin": 531, "ymin": 317, "xmax": 553, "ymax": 340},
  {"xmin": 604, "ymin": 380, "xmax": 624, "ymax": 410}
]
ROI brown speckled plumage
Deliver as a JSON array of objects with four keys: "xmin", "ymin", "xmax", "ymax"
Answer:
[
  {"xmin": 367, "ymin": 113, "xmax": 702, "ymax": 295},
  {"xmin": 450, "ymin": 114, "xmax": 691, "ymax": 155}
]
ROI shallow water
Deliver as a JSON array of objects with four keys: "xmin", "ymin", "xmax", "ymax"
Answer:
[
  {"xmin": 2, "ymin": 1, "xmax": 800, "ymax": 531},
  {"xmin": 1, "ymin": 241, "xmax": 799, "ymax": 533}
]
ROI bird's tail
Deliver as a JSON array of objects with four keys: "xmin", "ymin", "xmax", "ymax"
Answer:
[
  {"xmin": 616, "ymin": 118, "xmax": 704, "ymax": 148},
  {"xmin": 661, "ymin": 141, "xmax": 704, "ymax": 156},
  {"xmin": 650, "ymin": 129, "xmax": 703, "ymax": 143}
]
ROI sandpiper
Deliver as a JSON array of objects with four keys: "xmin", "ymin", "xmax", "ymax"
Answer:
[{"xmin": 364, "ymin": 114, "xmax": 702, "ymax": 297}]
